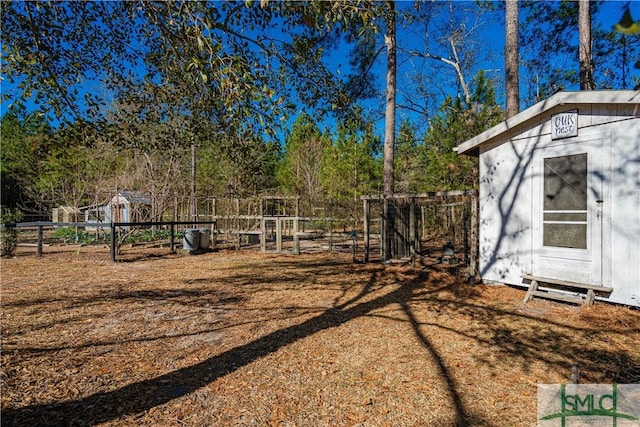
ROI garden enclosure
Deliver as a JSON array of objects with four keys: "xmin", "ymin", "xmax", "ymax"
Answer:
[
  {"xmin": 7, "ymin": 192, "xmax": 478, "ymax": 275},
  {"xmin": 363, "ymin": 190, "xmax": 478, "ymax": 275}
]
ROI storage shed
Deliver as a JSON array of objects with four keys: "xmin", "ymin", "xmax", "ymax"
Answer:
[
  {"xmin": 104, "ymin": 190, "xmax": 152, "ymax": 225},
  {"xmin": 52, "ymin": 206, "xmax": 81, "ymax": 223},
  {"xmin": 455, "ymin": 91, "xmax": 639, "ymax": 307}
]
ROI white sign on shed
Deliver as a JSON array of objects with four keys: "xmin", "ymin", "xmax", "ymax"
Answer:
[{"xmin": 551, "ymin": 110, "xmax": 578, "ymax": 139}]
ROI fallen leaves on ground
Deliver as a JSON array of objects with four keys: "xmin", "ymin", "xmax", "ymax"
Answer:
[{"xmin": 1, "ymin": 246, "xmax": 638, "ymax": 426}]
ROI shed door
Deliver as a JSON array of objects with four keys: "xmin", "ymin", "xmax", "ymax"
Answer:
[{"xmin": 531, "ymin": 133, "xmax": 608, "ymax": 286}]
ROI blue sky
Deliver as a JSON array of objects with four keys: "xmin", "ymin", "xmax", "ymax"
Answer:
[{"xmin": 301, "ymin": 0, "xmax": 639, "ymax": 143}]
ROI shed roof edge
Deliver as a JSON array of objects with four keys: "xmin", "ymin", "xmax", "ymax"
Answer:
[{"xmin": 454, "ymin": 90, "xmax": 640, "ymax": 156}]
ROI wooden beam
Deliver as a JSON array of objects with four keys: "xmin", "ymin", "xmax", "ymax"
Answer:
[
  {"xmin": 293, "ymin": 216, "xmax": 300, "ymax": 255},
  {"xmin": 361, "ymin": 189, "xmax": 478, "ymax": 201},
  {"xmin": 363, "ymin": 199, "xmax": 370, "ymax": 263},
  {"xmin": 469, "ymin": 193, "xmax": 479, "ymax": 280},
  {"xmin": 521, "ymin": 274, "xmax": 612, "ymax": 293},
  {"xmin": 276, "ymin": 218, "xmax": 282, "ymax": 253}
]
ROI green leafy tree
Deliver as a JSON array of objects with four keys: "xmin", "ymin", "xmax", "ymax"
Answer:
[
  {"xmin": 212, "ymin": 129, "xmax": 281, "ymax": 197},
  {"xmin": 1, "ymin": 1, "xmax": 372, "ymax": 146},
  {"xmin": 0, "ymin": 110, "xmax": 52, "ymax": 211},
  {"xmin": 276, "ymin": 113, "xmax": 331, "ymax": 201},
  {"xmin": 520, "ymin": 1, "xmax": 640, "ymax": 102},
  {"xmin": 421, "ymin": 71, "xmax": 503, "ymax": 191},
  {"xmin": 613, "ymin": 4, "xmax": 640, "ymax": 89},
  {"xmin": 2, "ymin": 2, "xmax": 286, "ymax": 133},
  {"xmin": 2, "ymin": 1, "xmax": 378, "ymax": 209},
  {"xmin": 321, "ymin": 111, "xmax": 382, "ymax": 205},
  {"xmin": 394, "ymin": 119, "xmax": 422, "ymax": 193}
]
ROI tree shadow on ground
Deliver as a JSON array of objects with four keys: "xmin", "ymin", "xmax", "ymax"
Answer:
[
  {"xmin": 2, "ymin": 263, "xmax": 480, "ymax": 426},
  {"xmin": 2, "ymin": 258, "xmax": 638, "ymax": 426}
]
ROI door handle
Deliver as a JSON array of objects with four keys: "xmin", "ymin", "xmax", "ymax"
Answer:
[{"xmin": 596, "ymin": 200, "xmax": 603, "ymax": 220}]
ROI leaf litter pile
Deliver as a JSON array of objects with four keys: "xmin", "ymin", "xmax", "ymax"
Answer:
[{"xmin": 1, "ymin": 246, "xmax": 639, "ymax": 426}]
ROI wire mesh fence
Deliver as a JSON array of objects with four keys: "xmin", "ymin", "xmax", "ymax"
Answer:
[{"xmin": 6, "ymin": 191, "xmax": 477, "ymax": 273}]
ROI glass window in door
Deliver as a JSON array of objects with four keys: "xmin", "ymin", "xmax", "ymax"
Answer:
[{"xmin": 543, "ymin": 153, "xmax": 588, "ymax": 249}]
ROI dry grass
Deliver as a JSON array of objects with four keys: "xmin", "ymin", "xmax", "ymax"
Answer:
[{"xmin": 1, "ymin": 245, "xmax": 639, "ymax": 426}]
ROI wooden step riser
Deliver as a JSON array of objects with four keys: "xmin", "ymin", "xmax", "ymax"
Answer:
[
  {"xmin": 521, "ymin": 274, "xmax": 612, "ymax": 293},
  {"xmin": 530, "ymin": 290, "xmax": 585, "ymax": 305}
]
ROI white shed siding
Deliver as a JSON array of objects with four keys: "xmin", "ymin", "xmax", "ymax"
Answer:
[
  {"xmin": 607, "ymin": 119, "xmax": 640, "ymax": 305},
  {"xmin": 479, "ymin": 136, "xmax": 535, "ymax": 286},
  {"xmin": 463, "ymin": 92, "xmax": 640, "ymax": 307}
]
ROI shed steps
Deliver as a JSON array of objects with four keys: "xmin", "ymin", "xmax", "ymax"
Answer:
[{"xmin": 522, "ymin": 274, "xmax": 613, "ymax": 306}]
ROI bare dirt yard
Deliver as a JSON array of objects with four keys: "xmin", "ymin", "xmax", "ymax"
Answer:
[{"xmin": 1, "ymin": 245, "xmax": 639, "ymax": 426}]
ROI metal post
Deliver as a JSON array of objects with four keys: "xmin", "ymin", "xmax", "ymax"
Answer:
[
  {"xmin": 170, "ymin": 222, "xmax": 175, "ymax": 253},
  {"xmin": 463, "ymin": 203, "xmax": 469, "ymax": 269},
  {"xmin": 110, "ymin": 223, "xmax": 116, "ymax": 262},
  {"xmin": 37, "ymin": 225, "xmax": 43, "ymax": 257}
]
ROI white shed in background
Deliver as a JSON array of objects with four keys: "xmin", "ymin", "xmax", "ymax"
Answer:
[{"xmin": 455, "ymin": 91, "xmax": 639, "ymax": 307}]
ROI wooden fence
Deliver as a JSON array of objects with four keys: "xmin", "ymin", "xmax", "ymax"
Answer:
[
  {"xmin": 362, "ymin": 190, "xmax": 479, "ymax": 278},
  {"xmin": 8, "ymin": 190, "xmax": 478, "ymax": 276},
  {"xmin": 8, "ymin": 221, "xmax": 217, "ymax": 262}
]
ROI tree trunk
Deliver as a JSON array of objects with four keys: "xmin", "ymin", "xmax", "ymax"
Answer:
[
  {"xmin": 579, "ymin": 0, "xmax": 594, "ymax": 90},
  {"xmin": 505, "ymin": 0, "xmax": 519, "ymax": 119},
  {"xmin": 383, "ymin": 0, "xmax": 396, "ymax": 197},
  {"xmin": 382, "ymin": 0, "xmax": 396, "ymax": 261}
]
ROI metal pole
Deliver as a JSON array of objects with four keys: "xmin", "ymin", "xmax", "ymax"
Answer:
[
  {"xmin": 110, "ymin": 223, "xmax": 116, "ymax": 262},
  {"xmin": 190, "ymin": 134, "xmax": 197, "ymax": 227},
  {"xmin": 37, "ymin": 225, "xmax": 43, "ymax": 257},
  {"xmin": 170, "ymin": 222, "xmax": 175, "ymax": 254}
]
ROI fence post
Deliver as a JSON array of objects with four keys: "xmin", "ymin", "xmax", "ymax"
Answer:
[
  {"xmin": 463, "ymin": 201, "xmax": 469, "ymax": 270},
  {"xmin": 170, "ymin": 222, "xmax": 175, "ymax": 253},
  {"xmin": 469, "ymin": 192, "xmax": 479, "ymax": 282},
  {"xmin": 381, "ymin": 198, "xmax": 388, "ymax": 261},
  {"xmin": 37, "ymin": 225, "xmax": 44, "ymax": 257},
  {"xmin": 363, "ymin": 199, "xmax": 370, "ymax": 263},
  {"xmin": 276, "ymin": 217, "xmax": 282, "ymax": 253},
  {"xmin": 409, "ymin": 199, "xmax": 416, "ymax": 268},
  {"xmin": 211, "ymin": 219, "xmax": 217, "ymax": 248},
  {"xmin": 110, "ymin": 223, "xmax": 116, "ymax": 262},
  {"xmin": 352, "ymin": 228, "xmax": 357, "ymax": 263},
  {"xmin": 328, "ymin": 199, "xmax": 333, "ymax": 252},
  {"xmin": 293, "ymin": 216, "xmax": 300, "ymax": 255}
]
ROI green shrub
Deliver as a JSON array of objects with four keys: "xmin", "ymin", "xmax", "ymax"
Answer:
[
  {"xmin": 0, "ymin": 208, "xmax": 23, "ymax": 258},
  {"xmin": 53, "ymin": 227, "xmax": 109, "ymax": 244},
  {"xmin": 120, "ymin": 228, "xmax": 170, "ymax": 243}
]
